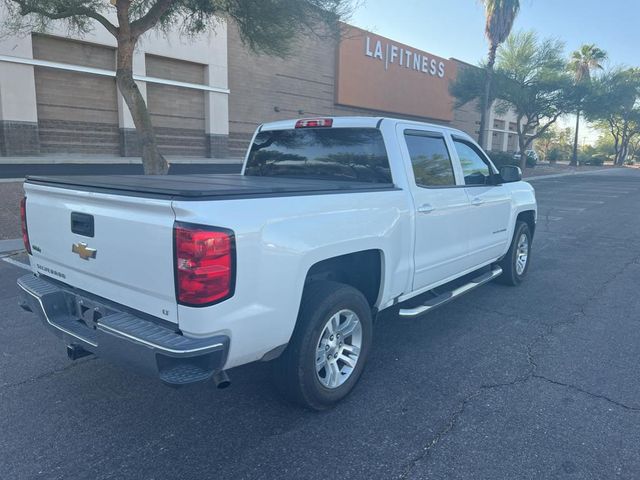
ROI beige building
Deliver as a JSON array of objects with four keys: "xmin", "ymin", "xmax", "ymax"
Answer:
[
  {"xmin": 227, "ymin": 24, "xmax": 524, "ymax": 158},
  {"xmin": 487, "ymin": 106, "xmax": 522, "ymax": 153},
  {"xmin": 227, "ymin": 24, "xmax": 481, "ymax": 157},
  {"xmin": 0, "ymin": 15, "xmax": 229, "ymax": 158},
  {"xmin": 0, "ymin": 16, "xmax": 521, "ymax": 162}
]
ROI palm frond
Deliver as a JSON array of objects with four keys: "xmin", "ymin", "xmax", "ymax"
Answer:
[{"xmin": 483, "ymin": 0, "xmax": 520, "ymax": 46}]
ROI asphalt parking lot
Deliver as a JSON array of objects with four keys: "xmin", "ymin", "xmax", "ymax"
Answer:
[{"xmin": 1, "ymin": 168, "xmax": 639, "ymax": 479}]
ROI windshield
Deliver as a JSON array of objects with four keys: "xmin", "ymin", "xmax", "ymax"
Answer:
[{"xmin": 244, "ymin": 128, "xmax": 392, "ymax": 184}]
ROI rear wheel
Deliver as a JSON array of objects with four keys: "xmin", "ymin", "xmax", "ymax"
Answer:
[
  {"xmin": 272, "ymin": 281, "xmax": 372, "ymax": 410},
  {"xmin": 496, "ymin": 221, "xmax": 532, "ymax": 286}
]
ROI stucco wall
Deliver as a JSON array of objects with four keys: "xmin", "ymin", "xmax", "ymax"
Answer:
[
  {"xmin": 0, "ymin": 12, "xmax": 229, "ymax": 157},
  {"xmin": 227, "ymin": 23, "xmax": 455, "ymax": 158}
]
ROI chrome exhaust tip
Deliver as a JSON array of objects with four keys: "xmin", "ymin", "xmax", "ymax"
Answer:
[{"xmin": 213, "ymin": 370, "xmax": 231, "ymax": 389}]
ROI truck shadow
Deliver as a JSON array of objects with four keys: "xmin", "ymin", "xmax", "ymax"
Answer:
[{"xmin": 4, "ymin": 270, "xmax": 546, "ymax": 479}]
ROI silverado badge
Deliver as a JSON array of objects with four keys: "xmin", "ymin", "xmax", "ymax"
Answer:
[{"xmin": 72, "ymin": 242, "xmax": 97, "ymax": 260}]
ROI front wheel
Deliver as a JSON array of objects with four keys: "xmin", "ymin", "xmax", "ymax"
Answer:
[
  {"xmin": 272, "ymin": 281, "xmax": 373, "ymax": 410},
  {"xmin": 496, "ymin": 221, "xmax": 532, "ymax": 286}
]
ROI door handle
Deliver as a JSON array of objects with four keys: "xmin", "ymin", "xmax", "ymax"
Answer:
[
  {"xmin": 471, "ymin": 197, "xmax": 483, "ymax": 206},
  {"xmin": 417, "ymin": 203, "xmax": 435, "ymax": 214}
]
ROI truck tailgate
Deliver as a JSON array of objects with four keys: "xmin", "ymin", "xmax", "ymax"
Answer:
[{"xmin": 24, "ymin": 183, "xmax": 178, "ymax": 323}]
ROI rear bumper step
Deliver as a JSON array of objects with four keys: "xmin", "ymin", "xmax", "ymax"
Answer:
[
  {"xmin": 399, "ymin": 267, "xmax": 503, "ymax": 318},
  {"xmin": 17, "ymin": 274, "xmax": 229, "ymax": 386}
]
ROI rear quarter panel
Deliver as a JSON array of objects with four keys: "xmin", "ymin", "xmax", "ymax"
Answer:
[{"xmin": 172, "ymin": 189, "xmax": 412, "ymax": 369}]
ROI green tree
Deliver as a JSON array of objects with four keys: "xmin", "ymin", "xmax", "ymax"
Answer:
[
  {"xmin": 567, "ymin": 44, "xmax": 607, "ymax": 166},
  {"xmin": 593, "ymin": 126, "xmax": 616, "ymax": 160},
  {"xmin": 451, "ymin": 31, "xmax": 572, "ymax": 169},
  {"xmin": 584, "ymin": 68, "xmax": 640, "ymax": 165},
  {"xmin": 536, "ymin": 125, "xmax": 572, "ymax": 162},
  {"xmin": 495, "ymin": 31, "xmax": 572, "ymax": 168},
  {"xmin": 2, "ymin": 0, "xmax": 351, "ymax": 174},
  {"xmin": 478, "ymin": 0, "xmax": 520, "ymax": 149}
]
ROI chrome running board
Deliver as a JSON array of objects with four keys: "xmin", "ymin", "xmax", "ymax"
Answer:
[{"xmin": 398, "ymin": 267, "xmax": 503, "ymax": 318}]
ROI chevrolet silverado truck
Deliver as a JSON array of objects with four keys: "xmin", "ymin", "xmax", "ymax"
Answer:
[{"xmin": 17, "ymin": 116, "xmax": 536, "ymax": 410}]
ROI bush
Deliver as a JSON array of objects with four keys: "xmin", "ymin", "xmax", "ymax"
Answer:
[
  {"xmin": 547, "ymin": 147, "xmax": 561, "ymax": 164},
  {"xmin": 487, "ymin": 151, "xmax": 518, "ymax": 169},
  {"xmin": 579, "ymin": 154, "xmax": 606, "ymax": 166}
]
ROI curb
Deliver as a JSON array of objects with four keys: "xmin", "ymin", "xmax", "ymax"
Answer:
[
  {"xmin": 525, "ymin": 168, "xmax": 620, "ymax": 182},
  {"xmin": 0, "ymin": 238, "xmax": 23, "ymax": 254}
]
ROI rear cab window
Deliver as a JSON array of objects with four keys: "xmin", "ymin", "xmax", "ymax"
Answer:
[{"xmin": 244, "ymin": 127, "xmax": 392, "ymax": 184}]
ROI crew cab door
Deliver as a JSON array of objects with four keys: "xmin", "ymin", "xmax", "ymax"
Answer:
[
  {"xmin": 451, "ymin": 136, "xmax": 511, "ymax": 266},
  {"xmin": 398, "ymin": 126, "xmax": 470, "ymax": 291}
]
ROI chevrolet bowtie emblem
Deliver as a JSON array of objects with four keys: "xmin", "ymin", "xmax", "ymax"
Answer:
[{"xmin": 72, "ymin": 242, "xmax": 97, "ymax": 260}]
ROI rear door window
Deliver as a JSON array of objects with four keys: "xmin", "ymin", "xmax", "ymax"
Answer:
[
  {"xmin": 244, "ymin": 128, "xmax": 392, "ymax": 183},
  {"xmin": 404, "ymin": 131, "xmax": 456, "ymax": 187}
]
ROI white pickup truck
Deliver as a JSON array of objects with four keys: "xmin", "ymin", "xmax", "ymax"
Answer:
[{"xmin": 18, "ymin": 116, "xmax": 536, "ymax": 409}]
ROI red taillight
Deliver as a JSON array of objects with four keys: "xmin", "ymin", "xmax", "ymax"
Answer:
[
  {"xmin": 20, "ymin": 197, "xmax": 31, "ymax": 255},
  {"xmin": 174, "ymin": 223, "xmax": 235, "ymax": 306},
  {"xmin": 295, "ymin": 118, "xmax": 333, "ymax": 128}
]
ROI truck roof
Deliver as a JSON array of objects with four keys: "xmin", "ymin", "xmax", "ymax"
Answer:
[{"xmin": 259, "ymin": 116, "xmax": 475, "ymax": 142}]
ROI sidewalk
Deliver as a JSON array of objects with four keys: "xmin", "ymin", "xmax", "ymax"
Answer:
[
  {"xmin": 522, "ymin": 162, "xmax": 618, "ymax": 180},
  {"xmin": 0, "ymin": 181, "xmax": 24, "ymax": 241}
]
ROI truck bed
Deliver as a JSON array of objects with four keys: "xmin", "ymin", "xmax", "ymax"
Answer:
[{"xmin": 25, "ymin": 174, "xmax": 396, "ymax": 200}]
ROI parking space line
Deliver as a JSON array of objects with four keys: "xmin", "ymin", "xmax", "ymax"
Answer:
[
  {"xmin": 539, "ymin": 198, "xmax": 605, "ymax": 203},
  {"xmin": 552, "ymin": 193, "xmax": 619, "ymax": 198},
  {"xmin": 575, "ymin": 188, "xmax": 633, "ymax": 192},
  {"xmin": 1, "ymin": 256, "xmax": 31, "ymax": 271}
]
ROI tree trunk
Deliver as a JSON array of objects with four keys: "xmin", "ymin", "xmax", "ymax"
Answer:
[
  {"xmin": 617, "ymin": 122, "xmax": 630, "ymax": 166},
  {"xmin": 115, "ymin": 36, "xmax": 168, "ymax": 175},
  {"xmin": 570, "ymin": 110, "xmax": 580, "ymax": 166},
  {"xmin": 618, "ymin": 140, "xmax": 628, "ymax": 166},
  {"xmin": 515, "ymin": 116, "xmax": 527, "ymax": 170},
  {"xmin": 479, "ymin": 43, "xmax": 498, "ymax": 149}
]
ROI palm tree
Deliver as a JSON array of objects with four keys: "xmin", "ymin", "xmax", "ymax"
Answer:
[
  {"xmin": 568, "ymin": 44, "xmax": 607, "ymax": 166},
  {"xmin": 479, "ymin": 0, "xmax": 520, "ymax": 149}
]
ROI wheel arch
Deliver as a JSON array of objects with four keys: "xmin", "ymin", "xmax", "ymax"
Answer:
[
  {"xmin": 303, "ymin": 249, "xmax": 384, "ymax": 309},
  {"xmin": 516, "ymin": 210, "xmax": 536, "ymax": 238}
]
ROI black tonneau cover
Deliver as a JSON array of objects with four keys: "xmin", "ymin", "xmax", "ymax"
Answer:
[{"xmin": 25, "ymin": 174, "xmax": 396, "ymax": 200}]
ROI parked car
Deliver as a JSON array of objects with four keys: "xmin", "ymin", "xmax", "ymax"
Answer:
[
  {"xmin": 17, "ymin": 116, "xmax": 537, "ymax": 409},
  {"xmin": 513, "ymin": 149, "xmax": 539, "ymax": 167}
]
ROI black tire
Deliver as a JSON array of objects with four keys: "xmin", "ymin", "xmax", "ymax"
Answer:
[
  {"xmin": 496, "ymin": 221, "xmax": 532, "ymax": 286},
  {"xmin": 272, "ymin": 281, "xmax": 373, "ymax": 410}
]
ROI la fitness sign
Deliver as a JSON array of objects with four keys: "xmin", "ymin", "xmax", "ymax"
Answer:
[
  {"xmin": 364, "ymin": 36, "xmax": 446, "ymax": 78},
  {"xmin": 336, "ymin": 25, "xmax": 455, "ymax": 121}
]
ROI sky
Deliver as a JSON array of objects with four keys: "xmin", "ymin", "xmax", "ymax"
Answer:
[
  {"xmin": 350, "ymin": 0, "xmax": 639, "ymax": 69},
  {"xmin": 350, "ymin": 0, "xmax": 640, "ymax": 144}
]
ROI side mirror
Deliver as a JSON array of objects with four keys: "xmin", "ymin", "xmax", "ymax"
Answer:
[{"xmin": 499, "ymin": 165, "xmax": 522, "ymax": 183}]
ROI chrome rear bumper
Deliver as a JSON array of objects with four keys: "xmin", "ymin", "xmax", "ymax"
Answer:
[{"xmin": 18, "ymin": 274, "xmax": 229, "ymax": 386}]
